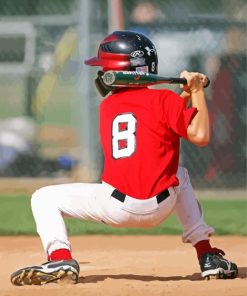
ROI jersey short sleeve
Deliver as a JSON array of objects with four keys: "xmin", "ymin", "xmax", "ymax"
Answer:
[{"xmin": 163, "ymin": 91, "xmax": 198, "ymax": 139}]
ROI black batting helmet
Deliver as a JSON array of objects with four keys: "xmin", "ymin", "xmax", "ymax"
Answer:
[{"xmin": 84, "ymin": 30, "xmax": 158, "ymax": 74}]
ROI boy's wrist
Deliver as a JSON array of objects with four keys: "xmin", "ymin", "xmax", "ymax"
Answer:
[{"xmin": 191, "ymin": 88, "xmax": 204, "ymax": 94}]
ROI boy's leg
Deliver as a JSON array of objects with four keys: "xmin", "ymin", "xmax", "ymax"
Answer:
[
  {"xmin": 174, "ymin": 166, "xmax": 238, "ymax": 279},
  {"xmin": 11, "ymin": 182, "xmax": 109, "ymax": 286},
  {"xmin": 174, "ymin": 166, "xmax": 214, "ymax": 245},
  {"xmin": 31, "ymin": 183, "xmax": 104, "ymax": 258}
]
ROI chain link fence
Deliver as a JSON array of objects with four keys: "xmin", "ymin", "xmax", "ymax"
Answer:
[
  {"xmin": 0, "ymin": 0, "xmax": 246, "ymax": 189},
  {"xmin": 122, "ymin": 0, "xmax": 247, "ymax": 189}
]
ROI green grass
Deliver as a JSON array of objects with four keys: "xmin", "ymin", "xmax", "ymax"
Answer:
[
  {"xmin": 0, "ymin": 195, "xmax": 246, "ymax": 236},
  {"xmin": 0, "ymin": 77, "xmax": 77, "ymax": 126}
]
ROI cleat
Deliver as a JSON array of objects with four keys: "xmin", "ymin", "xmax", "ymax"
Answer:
[
  {"xmin": 10, "ymin": 259, "xmax": 80, "ymax": 286},
  {"xmin": 229, "ymin": 272, "xmax": 236, "ymax": 279},
  {"xmin": 200, "ymin": 252, "xmax": 238, "ymax": 280}
]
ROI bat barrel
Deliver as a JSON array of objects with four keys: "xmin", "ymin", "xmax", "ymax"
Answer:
[{"xmin": 102, "ymin": 71, "xmax": 159, "ymax": 86}]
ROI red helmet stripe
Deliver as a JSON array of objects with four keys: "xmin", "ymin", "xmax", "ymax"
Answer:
[{"xmin": 101, "ymin": 34, "xmax": 118, "ymax": 44}]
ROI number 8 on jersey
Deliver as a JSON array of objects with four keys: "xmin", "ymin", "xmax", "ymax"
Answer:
[{"xmin": 112, "ymin": 113, "xmax": 137, "ymax": 159}]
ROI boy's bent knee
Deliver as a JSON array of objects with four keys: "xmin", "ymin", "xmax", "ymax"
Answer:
[
  {"xmin": 31, "ymin": 186, "xmax": 55, "ymax": 208},
  {"xmin": 176, "ymin": 166, "xmax": 191, "ymax": 190}
]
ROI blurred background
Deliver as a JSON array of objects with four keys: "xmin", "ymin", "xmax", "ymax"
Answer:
[{"xmin": 0, "ymin": 0, "xmax": 246, "ymax": 192}]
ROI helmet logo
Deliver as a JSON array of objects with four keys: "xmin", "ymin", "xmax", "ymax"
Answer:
[
  {"xmin": 145, "ymin": 46, "xmax": 156, "ymax": 56},
  {"xmin": 130, "ymin": 57, "xmax": 146, "ymax": 66},
  {"xmin": 130, "ymin": 50, "xmax": 144, "ymax": 58}
]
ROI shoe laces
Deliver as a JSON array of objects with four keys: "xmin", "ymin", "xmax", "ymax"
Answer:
[{"xmin": 211, "ymin": 247, "xmax": 226, "ymax": 256}]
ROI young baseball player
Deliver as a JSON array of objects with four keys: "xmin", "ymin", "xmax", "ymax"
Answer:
[{"xmin": 11, "ymin": 31, "xmax": 238, "ymax": 286}]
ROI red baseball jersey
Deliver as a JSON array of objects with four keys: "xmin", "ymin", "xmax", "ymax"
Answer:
[{"xmin": 100, "ymin": 87, "xmax": 197, "ymax": 199}]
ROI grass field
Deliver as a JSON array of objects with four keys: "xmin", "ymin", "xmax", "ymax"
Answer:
[{"xmin": 0, "ymin": 195, "xmax": 246, "ymax": 236}]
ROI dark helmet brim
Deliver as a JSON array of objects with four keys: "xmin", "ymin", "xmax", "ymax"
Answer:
[{"xmin": 84, "ymin": 56, "xmax": 101, "ymax": 66}]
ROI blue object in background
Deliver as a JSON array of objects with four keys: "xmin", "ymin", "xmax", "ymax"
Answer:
[{"xmin": 57, "ymin": 155, "xmax": 78, "ymax": 170}]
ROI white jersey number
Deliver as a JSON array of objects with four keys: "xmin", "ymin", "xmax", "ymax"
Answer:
[{"xmin": 112, "ymin": 113, "xmax": 137, "ymax": 159}]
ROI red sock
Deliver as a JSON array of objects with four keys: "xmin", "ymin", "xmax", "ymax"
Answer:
[
  {"xmin": 194, "ymin": 240, "xmax": 226, "ymax": 260},
  {"xmin": 49, "ymin": 248, "xmax": 72, "ymax": 261},
  {"xmin": 194, "ymin": 240, "xmax": 213, "ymax": 260}
]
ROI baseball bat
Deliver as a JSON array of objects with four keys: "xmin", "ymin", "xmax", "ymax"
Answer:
[{"xmin": 101, "ymin": 71, "xmax": 210, "ymax": 88}]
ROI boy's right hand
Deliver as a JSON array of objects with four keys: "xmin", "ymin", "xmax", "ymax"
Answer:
[{"xmin": 180, "ymin": 71, "xmax": 208, "ymax": 93}]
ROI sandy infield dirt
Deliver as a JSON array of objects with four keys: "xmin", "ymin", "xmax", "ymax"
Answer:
[{"xmin": 0, "ymin": 235, "xmax": 246, "ymax": 296}]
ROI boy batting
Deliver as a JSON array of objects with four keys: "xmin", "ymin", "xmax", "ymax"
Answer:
[{"xmin": 11, "ymin": 31, "xmax": 237, "ymax": 285}]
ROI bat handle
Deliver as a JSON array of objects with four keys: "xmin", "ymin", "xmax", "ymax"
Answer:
[
  {"xmin": 203, "ymin": 78, "xmax": 210, "ymax": 88},
  {"xmin": 174, "ymin": 77, "xmax": 210, "ymax": 88},
  {"xmin": 170, "ymin": 78, "xmax": 187, "ymax": 85}
]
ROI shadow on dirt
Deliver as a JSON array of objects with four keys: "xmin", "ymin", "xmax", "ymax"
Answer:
[
  {"xmin": 238, "ymin": 267, "xmax": 247, "ymax": 279},
  {"xmin": 78, "ymin": 267, "xmax": 247, "ymax": 283},
  {"xmin": 78, "ymin": 272, "xmax": 203, "ymax": 283}
]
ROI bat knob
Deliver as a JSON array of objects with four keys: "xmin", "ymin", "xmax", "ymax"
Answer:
[
  {"xmin": 204, "ymin": 78, "xmax": 210, "ymax": 88},
  {"xmin": 102, "ymin": 71, "xmax": 116, "ymax": 86}
]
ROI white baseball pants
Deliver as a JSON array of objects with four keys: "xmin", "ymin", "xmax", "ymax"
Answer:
[{"xmin": 31, "ymin": 166, "xmax": 214, "ymax": 256}]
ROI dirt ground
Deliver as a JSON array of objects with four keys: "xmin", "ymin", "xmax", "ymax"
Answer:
[{"xmin": 0, "ymin": 235, "xmax": 246, "ymax": 296}]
